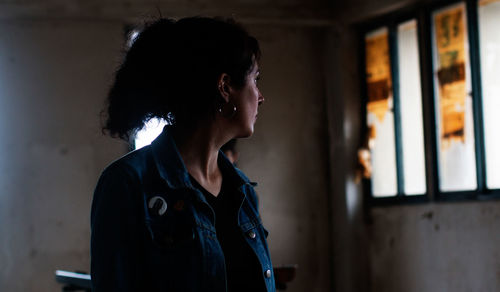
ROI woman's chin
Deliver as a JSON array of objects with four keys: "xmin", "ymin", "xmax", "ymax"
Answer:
[{"xmin": 235, "ymin": 127, "xmax": 254, "ymax": 138}]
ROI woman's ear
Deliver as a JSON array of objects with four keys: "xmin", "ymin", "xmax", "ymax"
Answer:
[{"xmin": 217, "ymin": 73, "xmax": 231, "ymax": 103}]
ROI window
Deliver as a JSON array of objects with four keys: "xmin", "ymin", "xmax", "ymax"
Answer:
[
  {"xmin": 364, "ymin": 27, "xmax": 398, "ymax": 197},
  {"xmin": 398, "ymin": 19, "xmax": 427, "ymax": 195},
  {"xmin": 363, "ymin": 19, "xmax": 427, "ymax": 200},
  {"xmin": 478, "ymin": 0, "xmax": 500, "ymax": 189},
  {"xmin": 361, "ymin": 0, "xmax": 500, "ymax": 202},
  {"xmin": 133, "ymin": 117, "xmax": 169, "ymax": 150}
]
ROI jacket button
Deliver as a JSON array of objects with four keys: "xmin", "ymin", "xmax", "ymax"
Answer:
[
  {"xmin": 248, "ymin": 231, "xmax": 256, "ymax": 239},
  {"xmin": 265, "ymin": 269, "xmax": 272, "ymax": 278}
]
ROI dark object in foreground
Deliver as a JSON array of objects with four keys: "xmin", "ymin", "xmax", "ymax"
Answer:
[
  {"xmin": 55, "ymin": 270, "xmax": 91, "ymax": 292},
  {"xmin": 274, "ymin": 265, "xmax": 298, "ymax": 290},
  {"xmin": 56, "ymin": 266, "xmax": 296, "ymax": 291}
]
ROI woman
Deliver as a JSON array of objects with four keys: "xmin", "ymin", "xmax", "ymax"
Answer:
[{"xmin": 91, "ymin": 17, "xmax": 274, "ymax": 292}]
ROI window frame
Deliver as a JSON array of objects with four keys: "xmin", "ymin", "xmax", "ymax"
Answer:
[{"xmin": 358, "ymin": 0, "xmax": 500, "ymax": 205}]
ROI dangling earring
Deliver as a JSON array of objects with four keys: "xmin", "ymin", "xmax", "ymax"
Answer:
[
  {"xmin": 217, "ymin": 82, "xmax": 236, "ymax": 118},
  {"xmin": 218, "ymin": 101, "xmax": 237, "ymax": 118}
]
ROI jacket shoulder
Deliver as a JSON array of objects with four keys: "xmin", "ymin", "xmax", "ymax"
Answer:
[{"xmin": 101, "ymin": 146, "xmax": 154, "ymax": 180}]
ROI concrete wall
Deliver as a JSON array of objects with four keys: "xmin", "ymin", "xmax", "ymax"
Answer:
[
  {"xmin": 0, "ymin": 1, "xmax": 334, "ymax": 292},
  {"xmin": 323, "ymin": 25, "xmax": 371, "ymax": 292},
  {"xmin": 239, "ymin": 25, "xmax": 331, "ymax": 292},
  {"xmin": 370, "ymin": 202, "xmax": 500, "ymax": 292},
  {"xmin": 0, "ymin": 20, "xmax": 129, "ymax": 291}
]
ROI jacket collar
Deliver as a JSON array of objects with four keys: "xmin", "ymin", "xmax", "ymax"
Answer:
[{"xmin": 151, "ymin": 126, "xmax": 248, "ymax": 190}]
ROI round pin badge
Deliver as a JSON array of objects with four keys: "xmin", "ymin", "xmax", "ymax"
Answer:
[{"xmin": 148, "ymin": 196, "xmax": 168, "ymax": 216}]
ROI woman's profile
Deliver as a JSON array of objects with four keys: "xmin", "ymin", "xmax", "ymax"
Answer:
[{"xmin": 90, "ymin": 16, "xmax": 274, "ymax": 292}]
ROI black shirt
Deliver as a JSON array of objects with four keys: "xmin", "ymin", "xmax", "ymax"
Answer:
[{"xmin": 190, "ymin": 175, "xmax": 266, "ymax": 292}]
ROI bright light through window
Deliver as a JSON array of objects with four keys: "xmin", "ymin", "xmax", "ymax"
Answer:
[
  {"xmin": 478, "ymin": 0, "xmax": 500, "ymax": 189},
  {"xmin": 365, "ymin": 27, "xmax": 398, "ymax": 197},
  {"xmin": 432, "ymin": 3, "xmax": 477, "ymax": 192},
  {"xmin": 398, "ymin": 19, "xmax": 427, "ymax": 195},
  {"xmin": 134, "ymin": 118, "xmax": 168, "ymax": 149}
]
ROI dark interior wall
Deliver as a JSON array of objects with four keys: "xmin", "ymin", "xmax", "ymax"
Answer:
[
  {"xmin": 369, "ymin": 202, "xmax": 500, "ymax": 292},
  {"xmin": 239, "ymin": 25, "xmax": 332, "ymax": 292},
  {"xmin": 323, "ymin": 25, "xmax": 370, "ymax": 292},
  {"xmin": 0, "ymin": 20, "xmax": 128, "ymax": 291}
]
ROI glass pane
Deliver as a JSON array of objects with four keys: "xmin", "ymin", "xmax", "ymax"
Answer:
[
  {"xmin": 432, "ymin": 3, "xmax": 477, "ymax": 192},
  {"xmin": 365, "ymin": 27, "xmax": 398, "ymax": 197},
  {"xmin": 134, "ymin": 118, "xmax": 168, "ymax": 149},
  {"xmin": 478, "ymin": 0, "xmax": 500, "ymax": 189},
  {"xmin": 397, "ymin": 19, "xmax": 427, "ymax": 195}
]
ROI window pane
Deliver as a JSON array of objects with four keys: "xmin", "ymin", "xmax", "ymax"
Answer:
[
  {"xmin": 397, "ymin": 19, "xmax": 427, "ymax": 195},
  {"xmin": 478, "ymin": 0, "xmax": 500, "ymax": 189},
  {"xmin": 432, "ymin": 3, "xmax": 477, "ymax": 192},
  {"xmin": 134, "ymin": 118, "xmax": 168, "ymax": 149},
  {"xmin": 365, "ymin": 27, "xmax": 398, "ymax": 197}
]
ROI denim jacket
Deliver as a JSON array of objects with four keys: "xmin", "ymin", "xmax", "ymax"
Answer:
[{"xmin": 91, "ymin": 126, "xmax": 275, "ymax": 292}]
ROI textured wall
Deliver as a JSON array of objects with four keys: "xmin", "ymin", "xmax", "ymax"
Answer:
[
  {"xmin": 238, "ymin": 25, "xmax": 331, "ymax": 292},
  {"xmin": 0, "ymin": 0, "xmax": 333, "ymax": 21},
  {"xmin": 0, "ymin": 20, "xmax": 129, "ymax": 291},
  {"xmin": 323, "ymin": 25, "xmax": 370, "ymax": 292},
  {"xmin": 370, "ymin": 202, "xmax": 500, "ymax": 292}
]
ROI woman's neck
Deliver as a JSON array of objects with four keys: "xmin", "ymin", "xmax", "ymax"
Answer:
[{"xmin": 173, "ymin": 123, "xmax": 228, "ymax": 196}]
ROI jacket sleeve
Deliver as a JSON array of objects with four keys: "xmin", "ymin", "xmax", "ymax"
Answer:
[{"xmin": 90, "ymin": 164, "xmax": 143, "ymax": 292}]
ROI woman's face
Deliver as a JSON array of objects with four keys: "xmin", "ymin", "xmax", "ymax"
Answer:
[{"xmin": 231, "ymin": 62, "xmax": 264, "ymax": 137}]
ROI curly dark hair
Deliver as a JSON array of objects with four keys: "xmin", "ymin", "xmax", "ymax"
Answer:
[{"xmin": 102, "ymin": 16, "xmax": 261, "ymax": 140}]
